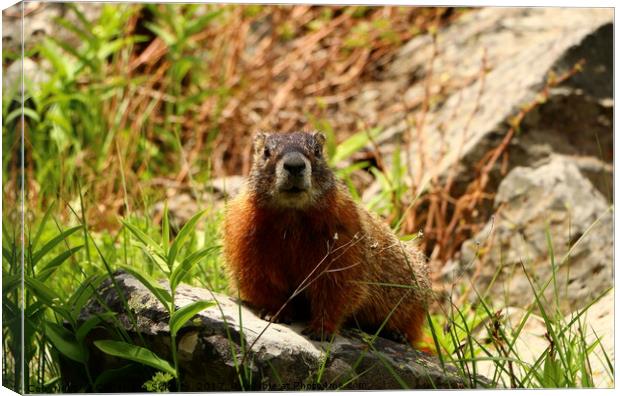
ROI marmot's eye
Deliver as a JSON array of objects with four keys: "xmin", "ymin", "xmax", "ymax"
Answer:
[
  {"xmin": 263, "ymin": 147, "xmax": 270, "ymax": 158},
  {"xmin": 314, "ymin": 145, "xmax": 322, "ymax": 158}
]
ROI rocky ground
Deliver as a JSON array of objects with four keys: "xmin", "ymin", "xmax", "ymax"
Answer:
[{"xmin": 60, "ymin": 271, "xmax": 480, "ymax": 391}]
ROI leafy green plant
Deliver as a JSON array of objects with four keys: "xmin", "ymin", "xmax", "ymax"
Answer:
[
  {"xmin": 143, "ymin": 4, "xmax": 225, "ymax": 161},
  {"xmin": 2, "ymin": 203, "xmax": 108, "ymax": 393},
  {"xmin": 365, "ymin": 143, "xmax": 408, "ymax": 223},
  {"xmin": 142, "ymin": 371, "xmax": 174, "ymax": 392},
  {"xmin": 93, "ymin": 205, "xmax": 218, "ymax": 390},
  {"xmin": 19, "ymin": 4, "xmax": 143, "ymax": 203}
]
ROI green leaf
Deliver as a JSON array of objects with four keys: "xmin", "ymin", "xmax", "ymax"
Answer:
[
  {"xmin": 49, "ymin": 36, "xmax": 98, "ymax": 72},
  {"xmin": 75, "ymin": 312, "xmax": 116, "ymax": 344},
  {"xmin": 66, "ymin": 3, "xmax": 94, "ymax": 32},
  {"xmin": 118, "ymin": 265, "xmax": 171, "ymax": 310},
  {"xmin": 68, "ymin": 273, "xmax": 105, "ymax": 319},
  {"xmin": 136, "ymin": 244, "xmax": 169, "ymax": 275},
  {"xmin": 24, "ymin": 275, "xmax": 59, "ymax": 305},
  {"xmin": 2, "ymin": 273, "xmax": 21, "ymax": 294},
  {"xmin": 25, "ymin": 276, "xmax": 72, "ymax": 321},
  {"xmin": 170, "ymin": 245, "xmax": 220, "ymax": 291},
  {"xmin": 54, "ymin": 16, "xmax": 94, "ymax": 45},
  {"xmin": 330, "ymin": 127, "xmax": 380, "ymax": 166},
  {"xmin": 37, "ymin": 245, "xmax": 83, "ymax": 282},
  {"xmin": 43, "ymin": 376, "xmax": 61, "ymax": 390},
  {"xmin": 185, "ymin": 9, "xmax": 223, "ymax": 36},
  {"xmin": 170, "ymin": 300, "xmax": 214, "ymax": 337},
  {"xmin": 399, "ymin": 233, "xmax": 419, "ymax": 242},
  {"xmin": 31, "ymin": 225, "xmax": 82, "ymax": 266},
  {"xmin": 370, "ymin": 166, "xmax": 391, "ymax": 190},
  {"xmin": 144, "ymin": 22, "xmax": 176, "ymax": 47},
  {"xmin": 542, "ymin": 354, "xmax": 558, "ymax": 387},
  {"xmin": 24, "ymin": 300, "xmax": 46, "ymax": 320},
  {"xmin": 94, "ymin": 340, "xmax": 176, "ymax": 377},
  {"xmin": 98, "ymin": 37, "xmax": 135, "ymax": 60},
  {"xmin": 2, "ymin": 245, "xmax": 15, "ymax": 263},
  {"xmin": 45, "ymin": 322, "xmax": 88, "ymax": 363},
  {"xmin": 335, "ymin": 161, "xmax": 370, "ymax": 179},
  {"xmin": 167, "ymin": 210, "xmax": 206, "ymax": 269},
  {"xmin": 121, "ymin": 220, "xmax": 163, "ymax": 255},
  {"xmin": 5, "ymin": 107, "xmax": 40, "ymax": 124},
  {"xmin": 39, "ymin": 38, "xmax": 70, "ymax": 79}
]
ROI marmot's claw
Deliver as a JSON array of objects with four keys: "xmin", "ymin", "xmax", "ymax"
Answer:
[
  {"xmin": 259, "ymin": 309, "xmax": 292, "ymax": 324},
  {"xmin": 302, "ymin": 327, "xmax": 334, "ymax": 342}
]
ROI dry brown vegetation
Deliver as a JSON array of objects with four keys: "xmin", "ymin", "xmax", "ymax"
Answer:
[
  {"xmin": 6, "ymin": 4, "xmax": 465, "ymax": 231},
  {"xmin": 125, "ymin": 5, "xmax": 457, "ymax": 176}
]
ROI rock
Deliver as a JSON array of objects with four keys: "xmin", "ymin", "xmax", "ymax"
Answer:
[
  {"xmin": 473, "ymin": 289, "xmax": 613, "ymax": 388},
  {"xmin": 2, "ymin": 57, "xmax": 50, "ymax": 96},
  {"xmin": 2, "ymin": 3, "xmax": 103, "ymax": 53},
  {"xmin": 60, "ymin": 271, "xmax": 485, "ymax": 391},
  {"xmin": 3, "ymin": 3, "xmax": 102, "ymax": 100},
  {"xmin": 207, "ymin": 175, "xmax": 245, "ymax": 198},
  {"xmin": 449, "ymin": 155, "xmax": 612, "ymax": 314},
  {"xmin": 579, "ymin": 290, "xmax": 614, "ymax": 388},
  {"xmin": 151, "ymin": 176, "xmax": 244, "ymax": 233},
  {"xmin": 360, "ymin": 8, "xmax": 612, "ymax": 217},
  {"xmin": 2, "ymin": 3, "xmax": 63, "ymax": 54}
]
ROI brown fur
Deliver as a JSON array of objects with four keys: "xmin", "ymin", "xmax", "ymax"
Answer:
[{"xmin": 223, "ymin": 132, "xmax": 431, "ymax": 344}]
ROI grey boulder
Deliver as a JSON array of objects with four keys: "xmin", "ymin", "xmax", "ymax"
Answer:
[{"xmin": 61, "ymin": 271, "xmax": 485, "ymax": 391}]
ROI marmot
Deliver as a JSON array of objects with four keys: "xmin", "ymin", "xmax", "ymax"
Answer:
[{"xmin": 223, "ymin": 131, "xmax": 431, "ymax": 344}]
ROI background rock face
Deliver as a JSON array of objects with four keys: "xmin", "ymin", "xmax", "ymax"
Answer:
[
  {"xmin": 379, "ymin": 7, "xmax": 613, "ymax": 318},
  {"xmin": 62, "ymin": 272, "xmax": 477, "ymax": 391},
  {"xmin": 369, "ymin": 8, "xmax": 612, "ymax": 189},
  {"xmin": 452, "ymin": 156, "xmax": 612, "ymax": 314}
]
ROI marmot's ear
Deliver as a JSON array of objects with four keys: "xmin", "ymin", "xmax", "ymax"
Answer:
[
  {"xmin": 313, "ymin": 131, "xmax": 326, "ymax": 146},
  {"xmin": 253, "ymin": 132, "xmax": 267, "ymax": 154}
]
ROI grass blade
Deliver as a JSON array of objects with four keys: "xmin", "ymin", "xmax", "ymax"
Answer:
[
  {"xmin": 31, "ymin": 225, "xmax": 82, "ymax": 266},
  {"xmin": 31, "ymin": 200, "xmax": 56, "ymax": 250},
  {"xmin": 36, "ymin": 245, "xmax": 83, "ymax": 282},
  {"xmin": 162, "ymin": 201, "xmax": 170, "ymax": 255},
  {"xmin": 24, "ymin": 276, "xmax": 72, "ymax": 321}
]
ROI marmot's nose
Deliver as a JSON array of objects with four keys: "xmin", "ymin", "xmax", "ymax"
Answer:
[{"xmin": 283, "ymin": 154, "xmax": 307, "ymax": 176}]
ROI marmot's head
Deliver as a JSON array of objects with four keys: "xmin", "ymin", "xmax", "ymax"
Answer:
[{"xmin": 248, "ymin": 131, "xmax": 335, "ymax": 209}]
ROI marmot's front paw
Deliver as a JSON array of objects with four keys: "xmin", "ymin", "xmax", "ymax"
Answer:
[{"xmin": 258, "ymin": 309, "xmax": 293, "ymax": 324}]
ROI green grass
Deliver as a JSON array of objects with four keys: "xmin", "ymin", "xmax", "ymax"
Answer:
[{"xmin": 423, "ymin": 215, "xmax": 614, "ymax": 389}]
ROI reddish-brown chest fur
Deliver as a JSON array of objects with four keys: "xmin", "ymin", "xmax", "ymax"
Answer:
[{"xmin": 224, "ymin": 188, "xmax": 364, "ymax": 300}]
